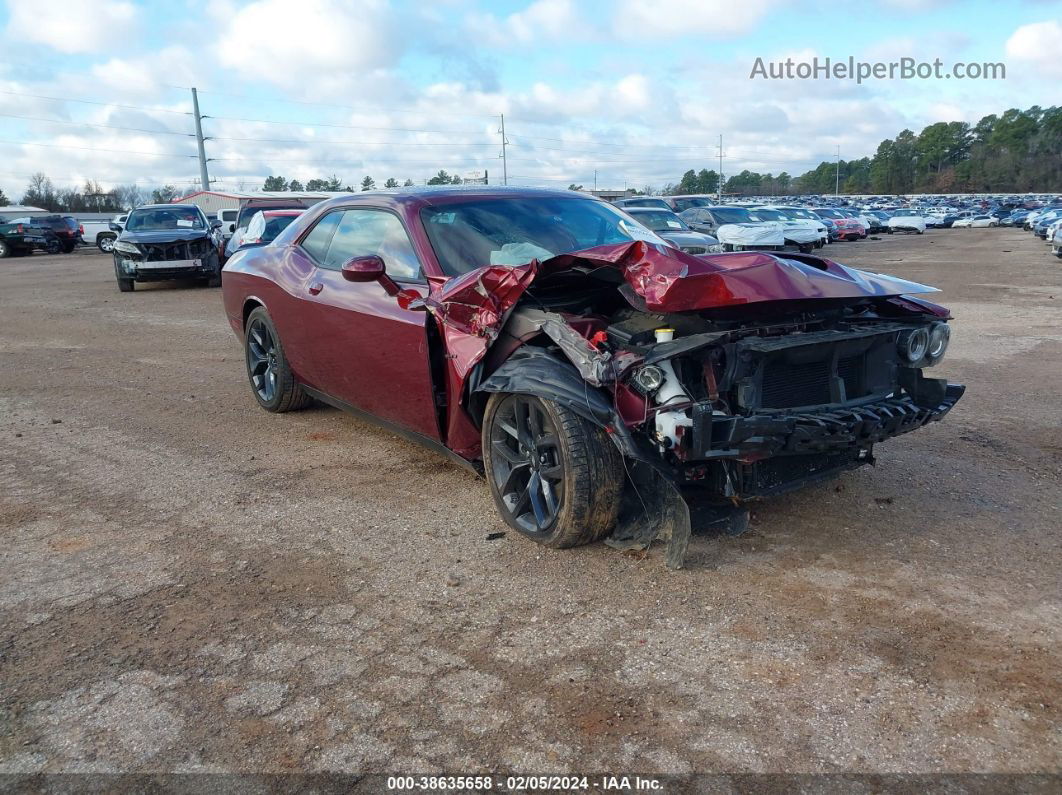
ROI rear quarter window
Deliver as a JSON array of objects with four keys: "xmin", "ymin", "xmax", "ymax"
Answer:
[{"xmin": 299, "ymin": 211, "xmax": 342, "ymax": 263}]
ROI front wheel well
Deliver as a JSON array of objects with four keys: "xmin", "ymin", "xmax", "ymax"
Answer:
[{"xmin": 242, "ymin": 298, "xmax": 264, "ymax": 329}]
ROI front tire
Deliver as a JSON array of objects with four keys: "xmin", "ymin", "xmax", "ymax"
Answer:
[
  {"xmin": 113, "ymin": 260, "xmax": 134, "ymax": 291},
  {"xmin": 244, "ymin": 307, "xmax": 311, "ymax": 413},
  {"xmin": 482, "ymin": 393, "xmax": 622, "ymax": 548},
  {"xmin": 0, "ymin": 240, "xmax": 9, "ymax": 258},
  {"xmin": 98, "ymin": 234, "xmax": 116, "ymax": 253}
]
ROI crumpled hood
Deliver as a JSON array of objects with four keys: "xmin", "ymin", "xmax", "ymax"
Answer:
[
  {"xmin": 550, "ymin": 241, "xmax": 938, "ymax": 312},
  {"xmin": 425, "ymin": 241, "xmax": 939, "ymax": 376},
  {"xmin": 120, "ymin": 229, "xmax": 212, "ymax": 244}
]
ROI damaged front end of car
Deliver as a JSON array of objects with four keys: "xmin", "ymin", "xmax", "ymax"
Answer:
[{"xmin": 422, "ymin": 241, "xmax": 965, "ymax": 569}]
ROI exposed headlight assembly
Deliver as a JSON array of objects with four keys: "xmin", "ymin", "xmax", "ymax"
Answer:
[
  {"xmin": 630, "ymin": 365, "xmax": 665, "ymax": 396},
  {"xmin": 925, "ymin": 322, "xmax": 950, "ymax": 363},
  {"xmin": 899, "ymin": 323, "xmax": 950, "ymax": 367},
  {"xmin": 113, "ymin": 241, "xmax": 141, "ymax": 255},
  {"xmin": 898, "ymin": 327, "xmax": 929, "ymax": 363}
]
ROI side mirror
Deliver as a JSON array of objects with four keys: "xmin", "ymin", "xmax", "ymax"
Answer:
[
  {"xmin": 341, "ymin": 255, "xmax": 387, "ymax": 283},
  {"xmin": 211, "ymin": 219, "xmax": 223, "ymax": 229},
  {"xmin": 229, "ymin": 223, "xmax": 235, "ymax": 233},
  {"xmin": 341, "ymin": 255, "xmax": 425, "ymax": 309}
]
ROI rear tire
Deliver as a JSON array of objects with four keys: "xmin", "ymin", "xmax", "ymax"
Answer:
[
  {"xmin": 244, "ymin": 307, "xmax": 312, "ymax": 413},
  {"xmin": 482, "ymin": 392, "xmax": 623, "ymax": 549},
  {"xmin": 61, "ymin": 242, "xmax": 76, "ymax": 253},
  {"xmin": 206, "ymin": 274, "xmax": 222, "ymax": 288},
  {"xmin": 0, "ymin": 240, "xmax": 9, "ymax": 258},
  {"xmin": 98, "ymin": 234, "xmax": 116, "ymax": 253}
]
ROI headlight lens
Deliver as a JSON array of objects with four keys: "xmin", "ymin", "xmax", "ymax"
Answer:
[
  {"xmin": 113, "ymin": 241, "xmax": 140, "ymax": 255},
  {"xmin": 631, "ymin": 365, "xmax": 665, "ymax": 395},
  {"xmin": 926, "ymin": 322, "xmax": 950, "ymax": 361},
  {"xmin": 899, "ymin": 327, "xmax": 930, "ymax": 363}
]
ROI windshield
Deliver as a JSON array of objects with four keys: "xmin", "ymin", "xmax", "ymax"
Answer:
[
  {"xmin": 747, "ymin": 208, "xmax": 785, "ymax": 222},
  {"xmin": 126, "ymin": 207, "xmax": 205, "ymax": 231},
  {"xmin": 671, "ymin": 197, "xmax": 712, "ymax": 212},
  {"xmin": 814, "ymin": 208, "xmax": 844, "ymax": 219},
  {"xmin": 620, "ymin": 199, "xmax": 669, "ymax": 209},
  {"xmin": 779, "ymin": 207, "xmax": 817, "ymax": 220},
  {"xmin": 237, "ymin": 204, "xmax": 305, "ymax": 229},
  {"xmin": 628, "ymin": 210, "xmax": 689, "ymax": 232},
  {"xmin": 420, "ymin": 196, "xmax": 665, "ymax": 276},
  {"xmin": 709, "ymin": 207, "xmax": 753, "ymax": 224}
]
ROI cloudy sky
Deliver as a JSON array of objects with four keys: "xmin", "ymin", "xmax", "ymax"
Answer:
[{"xmin": 0, "ymin": 0, "xmax": 1058, "ymax": 201}]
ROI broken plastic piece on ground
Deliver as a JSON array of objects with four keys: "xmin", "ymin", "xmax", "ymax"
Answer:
[{"xmin": 605, "ymin": 463, "xmax": 691, "ymax": 570}]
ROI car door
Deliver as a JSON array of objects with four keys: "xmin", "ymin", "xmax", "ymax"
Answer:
[{"xmin": 291, "ymin": 207, "xmax": 440, "ymax": 440}]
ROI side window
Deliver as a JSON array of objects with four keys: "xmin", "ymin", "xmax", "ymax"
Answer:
[
  {"xmin": 322, "ymin": 209, "xmax": 423, "ymax": 281},
  {"xmin": 300, "ymin": 211, "xmax": 343, "ymax": 264}
]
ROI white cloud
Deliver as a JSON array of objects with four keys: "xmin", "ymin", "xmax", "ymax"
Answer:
[
  {"xmin": 612, "ymin": 0, "xmax": 778, "ymax": 39},
  {"xmin": 1005, "ymin": 20, "xmax": 1062, "ymax": 77},
  {"xmin": 90, "ymin": 46, "xmax": 203, "ymax": 98},
  {"xmin": 215, "ymin": 0, "xmax": 403, "ymax": 90},
  {"xmin": 465, "ymin": 0, "xmax": 584, "ymax": 46},
  {"xmin": 3, "ymin": 0, "xmax": 137, "ymax": 54}
]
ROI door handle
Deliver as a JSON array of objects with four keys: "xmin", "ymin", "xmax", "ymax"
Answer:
[{"xmin": 308, "ymin": 282, "xmax": 324, "ymax": 295}]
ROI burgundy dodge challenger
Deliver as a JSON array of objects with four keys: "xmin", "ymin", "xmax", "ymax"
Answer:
[{"xmin": 222, "ymin": 187, "xmax": 964, "ymax": 568}]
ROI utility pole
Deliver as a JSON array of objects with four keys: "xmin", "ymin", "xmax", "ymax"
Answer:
[
  {"xmin": 498, "ymin": 114, "xmax": 508, "ymax": 186},
  {"xmin": 835, "ymin": 145, "xmax": 840, "ymax": 196},
  {"xmin": 717, "ymin": 134, "xmax": 724, "ymax": 201},
  {"xmin": 191, "ymin": 87, "xmax": 211, "ymax": 192},
  {"xmin": 594, "ymin": 170, "xmax": 597, "ymax": 192}
]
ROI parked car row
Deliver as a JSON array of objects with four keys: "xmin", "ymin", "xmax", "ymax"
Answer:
[{"xmin": 0, "ymin": 214, "xmax": 83, "ymax": 257}]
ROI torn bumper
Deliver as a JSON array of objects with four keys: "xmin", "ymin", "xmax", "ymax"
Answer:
[{"xmin": 688, "ymin": 384, "xmax": 965, "ymax": 466}]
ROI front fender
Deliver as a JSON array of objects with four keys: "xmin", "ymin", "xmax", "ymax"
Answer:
[
  {"xmin": 473, "ymin": 346, "xmax": 693, "ymax": 569},
  {"xmin": 472, "ymin": 347, "xmax": 614, "ymax": 429}
]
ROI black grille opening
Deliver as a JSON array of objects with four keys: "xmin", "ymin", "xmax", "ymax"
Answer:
[
  {"xmin": 838, "ymin": 355, "xmax": 867, "ymax": 399},
  {"xmin": 761, "ymin": 358, "xmax": 831, "ymax": 408}
]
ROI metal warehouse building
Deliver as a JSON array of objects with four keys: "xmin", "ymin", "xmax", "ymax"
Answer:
[{"xmin": 173, "ymin": 190, "xmax": 345, "ymax": 215}]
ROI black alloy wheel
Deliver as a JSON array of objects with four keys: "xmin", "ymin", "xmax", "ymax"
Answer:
[
  {"xmin": 488, "ymin": 395, "xmax": 567, "ymax": 535},
  {"xmin": 246, "ymin": 317, "xmax": 280, "ymax": 404},
  {"xmin": 242, "ymin": 307, "xmax": 312, "ymax": 413}
]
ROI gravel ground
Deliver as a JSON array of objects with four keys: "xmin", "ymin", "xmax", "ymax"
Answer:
[{"xmin": 0, "ymin": 230, "xmax": 1059, "ymax": 777}]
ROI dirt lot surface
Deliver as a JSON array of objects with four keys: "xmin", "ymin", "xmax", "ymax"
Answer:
[{"xmin": 1, "ymin": 230, "xmax": 1060, "ymax": 777}]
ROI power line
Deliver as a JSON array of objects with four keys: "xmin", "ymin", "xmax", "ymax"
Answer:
[
  {"xmin": 205, "ymin": 114, "xmax": 484, "ymax": 135},
  {"xmin": 179, "ymin": 85, "xmax": 498, "ymax": 119},
  {"xmin": 0, "ymin": 140, "xmax": 196, "ymax": 159},
  {"xmin": 0, "ymin": 112, "xmax": 193, "ymax": 137},
  {"xmin": 0, "ymin": 89, "xmax": 190, "ymax": 115},
  {"xmin": 208, "ymin": 134, "xmax": 489, "ymax": 147}
]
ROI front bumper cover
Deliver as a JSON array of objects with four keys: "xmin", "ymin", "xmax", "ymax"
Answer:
[
  {"xmin": 115, "ymin": 252, "xmax": 220, "ymax": 281},
  {"xmin": 691, "ymin": 383, "xmax": 965, "ymax": 461}
]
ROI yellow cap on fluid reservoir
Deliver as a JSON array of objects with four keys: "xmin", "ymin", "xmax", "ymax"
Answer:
[{"xmin": 655, "ymin": 328, "xmax": 675, "ymax": 343}]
